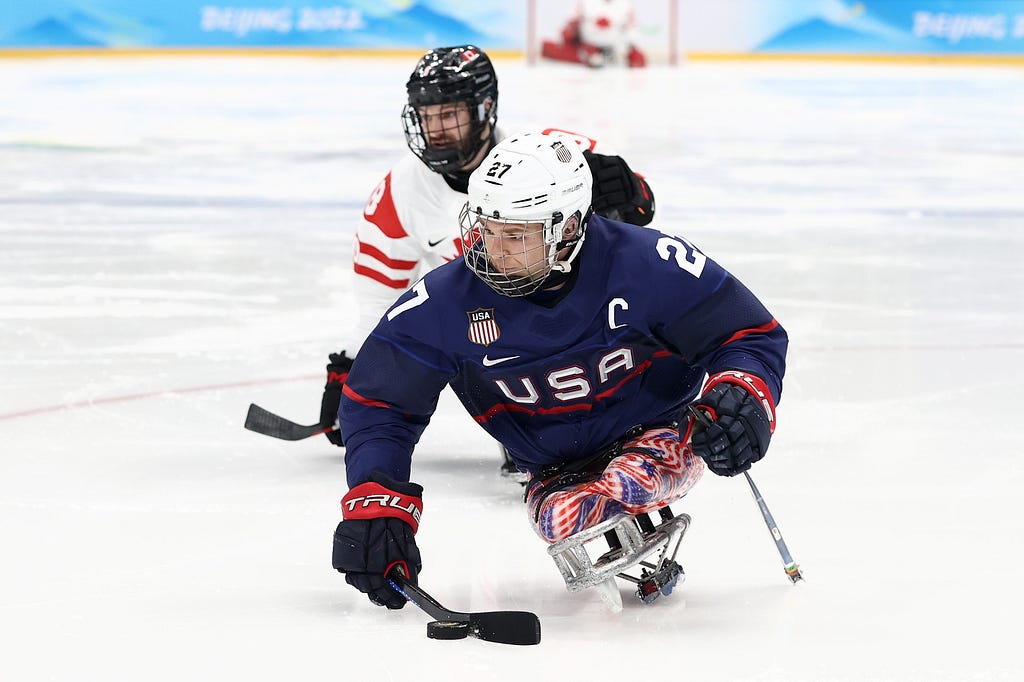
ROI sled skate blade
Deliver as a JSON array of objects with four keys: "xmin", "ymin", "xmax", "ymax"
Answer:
[
  {"xmin": 547, "ymin": 511, "xmax": 691, "ymax": 597},
  {"xmin": 594, "ymin": 578, "xmax": 623, "ymax": 613}
]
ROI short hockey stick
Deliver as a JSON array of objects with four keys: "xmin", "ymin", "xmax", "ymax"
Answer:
[
  {"xmin": 243, "ymin": 403, "xmax": 333, "ymax": 441},
  {"xmin": 743, "ymin": 471, "xmax": 803, "ymax": 583},
  {"xmin": 687, "ymin": 406, "xmax": 803, "ymax": 583},
  {"xmin": 387, "ymin": 569, "xmax": 542, "ymax": 646}
]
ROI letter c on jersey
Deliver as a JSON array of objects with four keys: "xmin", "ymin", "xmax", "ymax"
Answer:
[{"xmin": 608, "ymin": 297, "xmax": 628, "ymax": 329}]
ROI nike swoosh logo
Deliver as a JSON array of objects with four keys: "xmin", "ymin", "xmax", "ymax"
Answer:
[
  {"xmin": 482, "ymin": 354, "xmax": 520, "ymax": 367},
  {"xmin": 427, "ymin": 237, "xmax": 448, "ymax": 247}
]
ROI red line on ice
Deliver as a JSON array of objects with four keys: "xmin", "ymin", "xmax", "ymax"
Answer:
[{"xmin": 0, "ymin": 374, "xmax": 319, "ymax": 422}]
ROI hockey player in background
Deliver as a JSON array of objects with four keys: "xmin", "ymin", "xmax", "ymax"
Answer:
[
  {"xmin": 318, "ymin": 45, "xmax": 656, "ymax": 480},
  {"xmin": 542, "ymin": 0, "xmax": 647, "ymax": 68},
  {"xmin": 331, "ymin": 130, "xmax": 787, "ymax": 609}
]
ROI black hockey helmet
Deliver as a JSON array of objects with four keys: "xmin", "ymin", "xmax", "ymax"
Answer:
[{"xmin": 402, "ymin": 45, "xmax": 499, "ymax": 174}]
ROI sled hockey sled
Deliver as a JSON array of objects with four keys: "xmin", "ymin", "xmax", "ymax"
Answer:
[{"xmin": 547, "ymin": 505, "xmax": 690, "ymax": 610}]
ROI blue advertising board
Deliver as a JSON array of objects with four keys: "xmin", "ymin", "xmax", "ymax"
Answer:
[
  {"xmin": 0, "ymin": 0, "xmax": 523, "ymax": 49},
  {"xmin": 3, "ymin": 0, "xmax": 1024, "ymax": 57},
  {"xmin": 752, "ymin": 0, "xmax": 1024, "ymax": 54}
]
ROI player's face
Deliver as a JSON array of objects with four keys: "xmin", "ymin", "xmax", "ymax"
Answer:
[
  {"xmin": 417, "ymin": 102, "xmax": 473, "ymax": 152},
  {"xmin": 479, "ymin": 218, "xmax": 549, "ymax": 281}
]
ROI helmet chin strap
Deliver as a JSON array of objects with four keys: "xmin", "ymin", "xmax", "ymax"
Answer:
[
  {"xmin": 539, "ymin": 240, "xmax": 585, "ymax": 292},
  {"xmin": 551, "ymin": 236, "xmax": 586, "ymax": 274},
  {"xmin": 539, "ymin": 241, "xmax": 584, "ymax": 292}
]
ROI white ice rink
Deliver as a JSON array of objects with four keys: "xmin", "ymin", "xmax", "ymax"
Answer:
[{"xmin": 2, "ymin": 54, "xmax": 1023, "ymax": 680}]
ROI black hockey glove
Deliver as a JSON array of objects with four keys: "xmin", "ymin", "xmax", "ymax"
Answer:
[
  {"xmin": 319, "ymin": 351, "xmax": 354, "ymax": 446},
  {"xmin": 690, "ymin": 371, "xmax": 776, "ymax": 477},
  {"xmin": 333, "ymin": 472, "xmax": 423, "ymax": 609},
  {"xmin": 584, "ymin": 150, "xmax": 655, "ymax": 226}
]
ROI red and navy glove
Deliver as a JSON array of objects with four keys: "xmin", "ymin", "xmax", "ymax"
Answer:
[
  {"xmin": 332, "ymin": 472, "xmax": 423, "ymax": 609},
  {"xmin": 319, "ymin": 351, "xmax": 354, "ymax": 446},
  {"xmin": 584, "ymin": 150, "xmax": 655, "ymax": 226},
  {"xmin": 690, "ymin": 371, "xmax": 776, "ymax": 477}
]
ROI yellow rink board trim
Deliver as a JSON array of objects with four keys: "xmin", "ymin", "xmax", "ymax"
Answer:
[
  {"xmin": 1, "ymin": 47, "xmax": 1023, "ymax": 66},
  {"xmin": 0, "ymin": 47, "xmax": 523, "ymax": 59},
  {"xmin": 686, "ymin": 51, "xmax": 1024, "ymax": 66}
]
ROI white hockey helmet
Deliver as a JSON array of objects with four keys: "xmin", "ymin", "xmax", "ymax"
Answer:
[{"xmin": 459, "ymin": 130, "xmax": 593, "ymax": 296}]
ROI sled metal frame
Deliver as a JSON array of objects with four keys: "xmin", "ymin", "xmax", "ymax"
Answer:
[{"xmin": 547, "ymin": 509, "xmax": 691, "ymax": 593}]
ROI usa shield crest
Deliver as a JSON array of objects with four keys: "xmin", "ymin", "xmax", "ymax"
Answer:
[{"xmin": 467, "ymin": 308, "xmax": 500, "ymax": 346}]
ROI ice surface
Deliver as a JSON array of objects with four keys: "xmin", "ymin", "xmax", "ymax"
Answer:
[{"xmin": 1, "ymin": 55, "xmax": 1023, "ymax": 681}]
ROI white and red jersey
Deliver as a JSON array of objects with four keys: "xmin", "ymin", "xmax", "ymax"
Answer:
[
  {"xmin": 351, "ymin": 127, "xmax": 608, "ymax": 350},
  {"xmin": 577, "ymin": 0, "xmax": 637, "ymax": 51}
]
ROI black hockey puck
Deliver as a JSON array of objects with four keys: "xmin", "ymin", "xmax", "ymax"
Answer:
[{"xmin": 426, "ymin": 619, "xmax": 470, "ymax": 640}]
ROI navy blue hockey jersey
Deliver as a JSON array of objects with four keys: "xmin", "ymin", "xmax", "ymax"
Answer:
[{"xmin": 340, "ymin": 216, "xmax": 787, "ymax": 487}]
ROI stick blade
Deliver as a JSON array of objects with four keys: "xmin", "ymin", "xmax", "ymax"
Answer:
[
  {"xmin": 244, "ymin": 403, "xmax": 327, "ymax": 441},
  {"xmin": 469, "ymin": 611, "xmax": 542, "ymax": 646}
]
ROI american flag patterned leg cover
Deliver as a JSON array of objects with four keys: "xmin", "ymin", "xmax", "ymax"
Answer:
[{"xmin": 527, "ymin": 425, "xmax": 704, "ymax": 544}]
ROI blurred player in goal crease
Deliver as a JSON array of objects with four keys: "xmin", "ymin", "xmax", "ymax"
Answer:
[{"xmin": 541, "ymin": 0, "xmax": 648, "ymax": 68}]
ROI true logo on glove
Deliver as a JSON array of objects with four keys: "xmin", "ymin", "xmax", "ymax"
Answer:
[
  {"xmin": 343, "ymin": 493, "xmax": 423, "ymax": 524},
  {"xmin": 341, "ymin": 479, "xmax": 424, "ymax": 532},
  {"xmin": 705, "ymin": 370, "xmax": 775, "ymax": 426}
]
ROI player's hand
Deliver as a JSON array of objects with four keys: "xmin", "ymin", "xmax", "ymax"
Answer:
[
  {"xmin": 332, "ymin": 473, "xmax": 423, "ymax": 609},
  {"xmin": 690, "ymin": 371, "xmax": 775, "ymax": 477},
  {"xmin": 584, "ymin": 150, "xmax": 655, "ymax": 226},
  {"xmin": 319, "ymin": 351, "xmax": 354, "ymax": 446}
]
